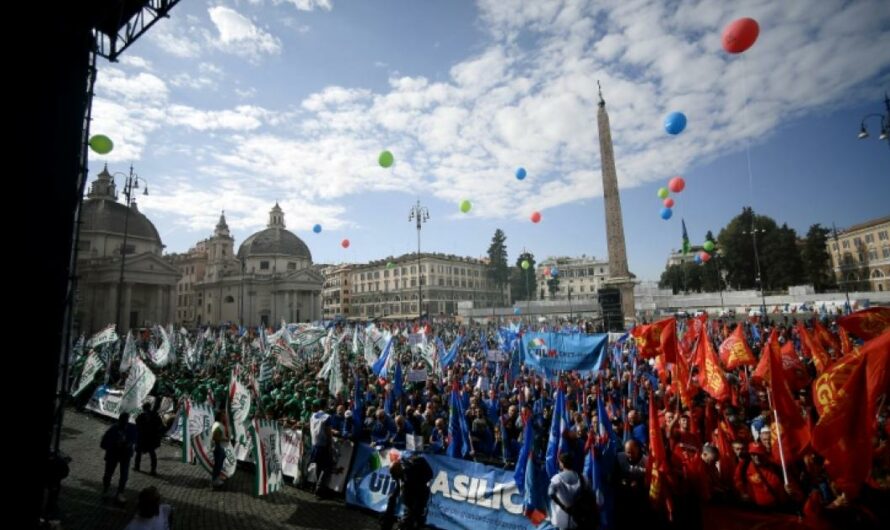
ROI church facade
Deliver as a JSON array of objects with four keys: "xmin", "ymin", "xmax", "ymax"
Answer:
[
  {"xmin": 169, "ymin": 204, "xmax": 324, "ymax": 327},
  {"xmin": 74, "ymin": 166, "xmax": 179, "ymax": 335}
]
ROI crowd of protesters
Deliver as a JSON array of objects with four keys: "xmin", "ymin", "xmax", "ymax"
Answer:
[{"xmin": 64, "ymin": 307, "xmax": 889, "ymax": 529}]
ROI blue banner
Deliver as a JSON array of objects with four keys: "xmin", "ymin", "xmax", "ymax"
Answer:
[
  {"xmin": 346, "ymin": 444, "xmax": 552, "ymax": 530},
  {"xmin": 520, "ymin": 332, "xmax": 607, "ymax": 373}
]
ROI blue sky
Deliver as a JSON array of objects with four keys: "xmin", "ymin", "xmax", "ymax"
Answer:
[{"xmin": 88, "ymin": 0, "xmax": 890, "ymax": 281}]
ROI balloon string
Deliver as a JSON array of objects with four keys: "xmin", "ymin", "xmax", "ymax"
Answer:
[{"xmin": 741, "ymin": 53, "xmax": 755, "ymax": 202}]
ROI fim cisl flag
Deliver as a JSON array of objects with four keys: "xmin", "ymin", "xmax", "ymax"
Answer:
[
  {"xmin": 192, "ymin": 431, "xmax": 237, "ymax": 480},
  {"xmin": 181, "ymin": 400, "xmax": 213, "ymax": 464},
  {"xmin": 249, "ymin": 418, "xmax": 283, "ymax": 496},
  {"xmin": 119, "ymin": 358, "xmax": 156, "ymax": 416}
]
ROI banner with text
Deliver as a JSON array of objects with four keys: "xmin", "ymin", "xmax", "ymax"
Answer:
[
  {"xmin": 346, "ymin": 445, "xmax": 548, "ymax": 530},
  {"xmin": 520, "ymin": 332, "xmax": 607, "ymax": 373}
]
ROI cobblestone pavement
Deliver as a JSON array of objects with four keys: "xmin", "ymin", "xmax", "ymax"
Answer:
[{"xmin": 57, "ymin": 410, "xmax": 379, "ymax": 530}]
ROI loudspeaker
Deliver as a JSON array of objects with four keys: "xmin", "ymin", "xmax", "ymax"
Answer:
[{"xmin": 598, "ymin": 288, "xmax": 623, "ymax": 332}]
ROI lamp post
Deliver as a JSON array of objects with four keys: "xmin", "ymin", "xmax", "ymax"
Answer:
[
  {"xmin": 239, "ymin": 257, "xmax": 245, "ymax": 327},
  {"xmin": 857, "ymin": 93, "xmax": 889, "ymax": 148},
  {"xmin": 113, "ymin": 165, "xmax": 148, "ymax": 333},
  {"xmin": 568, "ymin": 287, "xmax": 574, "ymax": 322},
  {"xmin": 742, "ymin": 214, "xmax": 768, "ymax": 317},
  {"xmin": 408, "ymin": 199, "xmax": 430, "ymax": 321}
]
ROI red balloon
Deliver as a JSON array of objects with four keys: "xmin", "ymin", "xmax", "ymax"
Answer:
[
  {"xmin": 668, "ymin": 176, "xmax": 685, "ymax": 193},
  {"xmin": 722, "ymin": 18, "xmax": 759, "ymax": 54},
  {"xmin": 530, "ymin": 211, "xmax": 542, "ymax": 223},
  {"xmin": 700, "ymin": 251, "xmax": 712, "ymax": 263},
  {"xmin": 543, "ymin": 267, "xmax": 551, "ymax": 277},
  {"xmin": 341, "ymin": 239, "xmax": 350, "ymax": 249},
  {"xmin": 663, "ymin": 198, "xmax": 675, "ymax": 208}
]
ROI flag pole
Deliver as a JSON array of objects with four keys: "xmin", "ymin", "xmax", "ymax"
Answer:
[{"xmin": 766, "ymin": 387, "xmax": 790, "ymax": 485}]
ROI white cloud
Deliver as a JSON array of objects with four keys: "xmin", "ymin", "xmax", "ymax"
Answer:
[
  {"xmin": 166, "ymin": 105, "xmax": 273, "ymax": 131},
  {"xmin": 208, "ymin": 6, "xmax": 282, "ymax": 58},
  {"xmin": 119, "ymin": 56, "xmax": 153, "ymax": 70},
  {"xmin": 147, "ymin": 16, "xmax": 206, "ymax": 58},
  {"xmin": 274, "ymin": 0, "xmax": 333, "ymax": 11}
]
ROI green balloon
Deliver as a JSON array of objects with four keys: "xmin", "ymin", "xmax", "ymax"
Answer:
[
  {"xmin": 89, "ymin": 134, "xmax": 113, "ymax": 155},
  {"xmin": 378, "ymin": 150, "xmax": 394, "ymax": 168},
  {"xmin": 703, "ymin": 240, "xmax": 715, "ymax": 252},
  {"xmin": 521, "ymin": 260, "xmax": 530, "ymax": 270},
  {"xmin": 460, "ymin": 199, "xmax": 472, "ymax": 213},
  {"xmin": 657, "ymin": 187, "xmax": 669, "ymax": 199}
]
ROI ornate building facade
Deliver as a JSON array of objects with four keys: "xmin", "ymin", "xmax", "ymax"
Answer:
[
  {"xmin": 827, "ymin": 215, "xmax": 890, "ymax": 292},
  {"xmin": 75, "ymin": 167, "xmax": 179, "ymax": 334},
  {"xmin": 169, "ymin": 204, "xmax": 323, "ymax": 327}
]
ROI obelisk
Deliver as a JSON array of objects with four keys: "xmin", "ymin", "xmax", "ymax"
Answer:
[{"xmin": 596, "ymin": 82, "xmax": 635, "ymax": 323}]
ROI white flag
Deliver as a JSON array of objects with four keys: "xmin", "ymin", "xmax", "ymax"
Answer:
[
  {"xmin": 120, "ymin": 357, "xmax": 157, "ymax": 415},
  {"xmin": 119, "ymin": 331, "xmax": 138, "ymax": 372}
]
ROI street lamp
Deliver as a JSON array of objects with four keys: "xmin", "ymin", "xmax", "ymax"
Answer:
[
  {"xmin": 857, "ymin": 93, "xmax": 889, "ymax": 147},
  {"xmin": 408, "ymin": 199, "xmax": 430, "ymax": 321},
  {"xmin": 742, "ymin": 216, "xmax": 767, "ymax": 316},
  {"xmin": 568, "ymin": 287, "xmax": 574, "ymax": 322},
  {"xmin": 113, "ymin": 165, "xmax": 149, "ymax": 333}
]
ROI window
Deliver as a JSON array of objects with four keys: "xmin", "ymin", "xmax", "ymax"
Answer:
[
  {"xmin": 439, "ymin": 278, "xmax": 444, "ymax": 286},
  {"xmin": 880, "ymin": 231, "xmax": 888, "ymax": 241},
  {"xmin": 842, "ymin": 240, "xmax": 849, "ymax": 249},
  {"xmin": 260, "ymin": 261, "xmax": 270, "ymax": 270},
  {"xmin": 832, "ymin": 243, "xmax": 838, "ymax": 251},
  {"xmin": 600, "ymin": 268, "xmax": 604, "ymax": 273},
  {"xmin": 869, "ymin": 250, "xmax": 878, "ymax": 260},
  {"xmin": 77, "ymin": 240, "xmax": 91, "ymax": 251},
  {"xmin": 866, "ymin": 234, "xmax": 874, "ymax": 243},
  {"xmin": 288, "ymin": 262, "xmax": 296, "ymax": 270},
  {"xmin": 401, "ymin": 267, "xmax": 407, "ymax": 275},
  {"xmin": 411, "ymin": 279, "xmax": 417, "ymax": 287},
  {"xmin": 855, "ymin": 237, "xmax": 862, "ymax": 246},
  {"xmin": 384, "ymin": 270, "xmax": 389, "ymax": 278},
  {"xmin": 411, "ymin": 266, "xmax": 416, "ymax": 274},
  {"xmin": 224, "ymin": 296, "xmax": 234, "ymax": 303},
  {"xmin": 884, "ymin": 247, "xmax": 890, "ymax": 258}
]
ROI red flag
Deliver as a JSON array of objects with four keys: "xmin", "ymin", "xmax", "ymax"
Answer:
[
  {"xmin": 812, "ymin": 348, "xmax": 861, "ymax": 417},
  {"xmin": 752, "ymin": 329, "xmax": 780, "ymax": 386},
  {"xmin": 719, "ymin": 325, "xmax": 755, "ymax": 370},
  {"xmin": 767, "ymin": 332, "xmax": 811, "ymax": 462},
  {"xmin": 631, "ymin": 317, "xmax": 678, "ymax": 362},
  {"xmin": 780, "ymin": 340, "xmax": 811, "ymax": 392},
  {"xmin": 697, "ymin": 330, "xmax": 730, "ymax": 402},
  {"xmin": 647, "ymin": 392, "xmax": 673, "ymax": 520},
  {"xmin": 837, "ymin": 307, "xmax": 890, "ymax": 341},
  {"xmin": 812, "ymin": 353, "xmax": 873, "ymax": 498},
  {"xmin": 863, "ymin": 331, "xmax": 890, "ymax": 408},
  {"xmin": 673, "ymin": 347, "xmax": 694, "ymax": 409},
  {"xmin": 837, "ymin": 326, "xmax": 854, "ymax": 357},
  {"xmin": 797, "ymin": 323, "xmax": 830, "ymax": 375},
  {"xmin": 812, "ymin": 320, "xmax": 840, "ymax": 357}
]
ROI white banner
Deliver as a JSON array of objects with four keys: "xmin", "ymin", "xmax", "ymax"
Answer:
[
  {"xmin": 73, "ymin": 352, "xmax": 104, "ymax": 397},
  {"xmin": 407, "ymin": 369, "xmax": 428, "ymax": 382},
  {"xmin": 88, "ymin": 325, "xmax": 119, "ymax": 348},
  {"xmin": 281, "ymin": 429, "xmax": 305, "ymax": 482},
  {"xmin": 181, "ymin": 400, "xmax": 214, "ymax": 464},
  {"xmin": 120, "ymin": 358, "xmax": 156, "ymax": 414},
  {"xmin": 486, "ymin": 349, "xmax": 507, "ymax": 362}
]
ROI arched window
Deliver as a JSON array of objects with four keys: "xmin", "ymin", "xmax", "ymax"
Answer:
[
  {"xmin": 871, "ymin": 269, "xmax": 884, "ymax": 279},
  {"xmin": 224, "ymin": 296, "xmax": 235, "ymax": 303},
  {"xmin": 847, "ymin": 273, "xmax": 858, "ymax": 282}
]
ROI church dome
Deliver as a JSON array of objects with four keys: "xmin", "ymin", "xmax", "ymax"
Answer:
[
  {"xmin": 80, "ymin": 166, "xmax": 162, "ymax": 244},
  {"xmin": 236, "ymin": 203, "xmax": 312, "ymax": 261}
]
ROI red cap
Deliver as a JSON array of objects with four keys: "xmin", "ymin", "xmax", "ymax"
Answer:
[{"xmin": 748, "ymin": 442, "xmax": 768, "ymax": 455}]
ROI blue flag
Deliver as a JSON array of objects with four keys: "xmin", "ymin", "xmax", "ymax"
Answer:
[
  {"xmin": 447, "ymin": 383, "xmax": 471, "ymax": 458},
  {"xmin": 440, "ymin": 336, "xmax": 462, "ymax": 369},
  {"xmin": 371, "ymin": 337, "xmax": 394, "ymax": 379},
  {"xmin": 514, "ymin": 411, "xmax": 533, "ymax": 493},
  {"xmin": 546, "ymin": 386, "xmax": 569, "ymax": 478},
  {"xmin": 393, "ymin": 361, "xmax": 403, "ymax": 399},
  {"xmin": 384, "ymin": 388, "xmax": 394, "ymax": 416}
]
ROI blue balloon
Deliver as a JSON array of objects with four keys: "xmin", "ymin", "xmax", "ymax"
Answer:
[
  {"xmin": 515, "ymin": 167, "xmax": 527, "ymax": 180},
  {"xmin": 513, "ymin": 307, "xmax": 521, "ymax": 315},
  {"xmin": 96, "ymin": 385, "xmax": 109, "ymax": 398},
  {"xmin": 550, "ymin": 266, "xmax": 559, "ymax": 276},
  {"xmin": 664, "ymin": 112, "xmax": 687, "ymax": 135},
  {"xmin": 312, "ymin": 224, "xmax": 322, "ymax": 234},
  {"xmin": 694, "ymin": 254, "xmax": 703, "ymax": 264},
  {"xmin": 660, "ymin": 207, "xmax": 673, "ymax": 220}
]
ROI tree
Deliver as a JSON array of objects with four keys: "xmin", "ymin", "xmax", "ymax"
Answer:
[
  {"xmin": 719, "ymin": 207, "xmax": 778, "ymax": 290},
  {"xmin": 510, "ymin": 252, "xmax": 537, "ymax": 303},
  {"xmin": 761, "ymin": 223, "xmax": 804, "ymax": 290},
  {"xmin": 659, "ymin": 262, "xmax": 705, "ymax": 293},
  {"xmin": 801, "ymin": 224, "xmax": 837, "ymax": 292},
  {"xmin": 700, "ymin": 230, "xmax": 726, "ymax": 293},
  {"xmin": 486, "ymin": 229, "xmax": 510, "ymax": 304}
]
